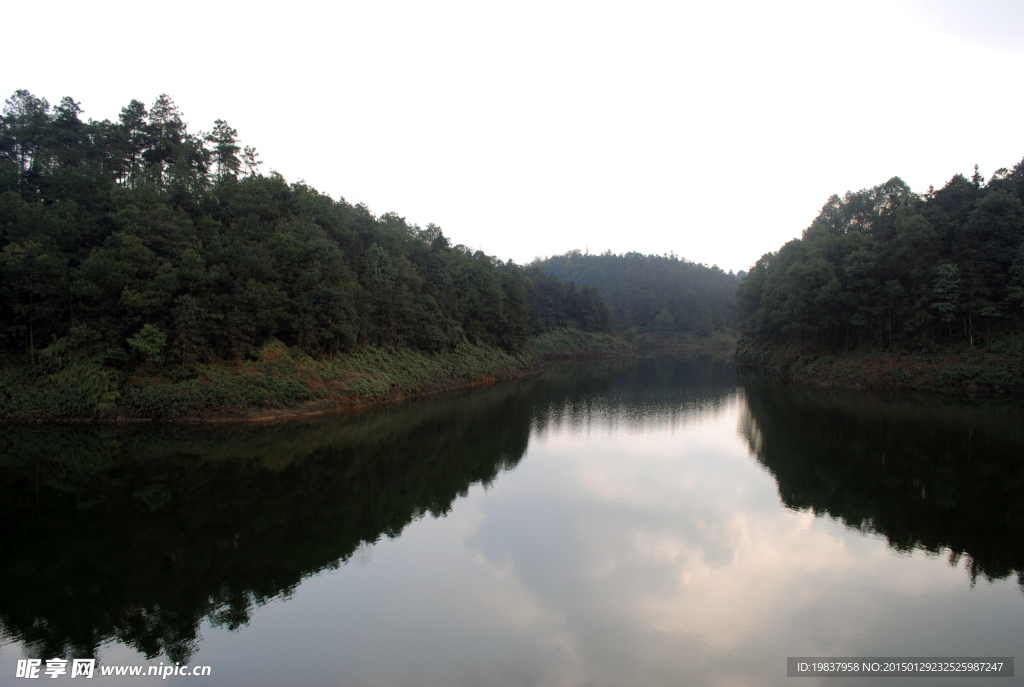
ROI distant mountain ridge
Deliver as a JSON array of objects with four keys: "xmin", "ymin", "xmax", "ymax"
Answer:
[{"xmin": 534, "ymin": 251, "xmax": 742, "ymax": 337}]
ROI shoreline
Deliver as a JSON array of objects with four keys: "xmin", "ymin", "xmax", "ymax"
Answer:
[
  {"xmin": 0, "ymin": 331, "xmax": 743, "ymax": 424},
  {"xmin": 0, "ymin": 367, "xmax": 542, "ymax": 425},
  {"xmin": 0, "ymin": 331, "xmax": 633, "ymax": 424},
  {"xmin": 736, "ymin": 338, "xmax": 1024, "ymax": 397},
  {"xmin": 0, "ymin": 344, "xmax": 542, "ymax": 425}
]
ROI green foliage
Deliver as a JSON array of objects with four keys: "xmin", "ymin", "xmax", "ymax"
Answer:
[
  {"xmin": 127, "ymin": 323, "xmax": 167, "ymax": 363},
  {"xmin": 636, "ymin": 329, "xmax": 737, "ymax": 352},
  {"xmin": 534, "ymin": 251, "xmax": 739, "ymax": 336},
  {"xmin": 889, "ymin": 367, "xmax": 912, "ymax": 385},
  {"xmin": 931, "ymin": 263, "xmax": 961, "ymax": 326},
  {"xmin": 738, "ymin": 163, "xmax": 1024, "ymax": 354},
  {"xmin": 0, "ymin": 341, "xmax": 536, "ymax": 420},
  {"xmin": 655, "ymin": 307, "xmax": 675, "ymax": 331},
  {"xmin": 7, "ymin": 325, "xmax": 127, "ymax": 415},
  {"xmin": 0, "ymin": 89, "xmax": 608, "ymax": 411},
  {"xmin": 528, "ymin": 327, "xmax": 635, "ymax": 359}
]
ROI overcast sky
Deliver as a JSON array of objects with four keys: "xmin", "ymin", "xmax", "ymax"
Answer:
[{"xmin": 5, "ymin": 0, "xmax": 1024, "ymax": 272}]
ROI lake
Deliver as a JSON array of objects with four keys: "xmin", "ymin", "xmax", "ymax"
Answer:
[{"xmin": 1, "ymin": 356, "xmax": 1021, "ymax": 686}]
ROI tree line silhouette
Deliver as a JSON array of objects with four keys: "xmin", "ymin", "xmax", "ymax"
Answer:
[
  {"xmin": 536, "ymin": 250, "xmax": 741, "ymax": 338},
  {"xmin": 0, "ymin": 90, "xmax": 613, "ymax": 377},
  {"xmin": 737, "ymin": 162, "xmax": 1024, "ymax": 352}
]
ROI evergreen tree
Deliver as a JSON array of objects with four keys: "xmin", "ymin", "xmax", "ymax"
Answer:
[{"xmin": 0, "ymin": 89, "xmax": 608, "ymax": 374}]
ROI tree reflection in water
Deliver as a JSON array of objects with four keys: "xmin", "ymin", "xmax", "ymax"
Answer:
[
  {"xmin": 3, "ymin": 357, "xmax": 1021, "ymax": 670},
  {"xmin": 740, "ymin": 375, "xmax": 1024, "ymax": 590},
  {"xmin": 0, "ymin": 383, "xmax": 535, "ymax": 663},
  {"xmin": 0, "ymin": 357, "xmax": 735, "ymax": 665}
]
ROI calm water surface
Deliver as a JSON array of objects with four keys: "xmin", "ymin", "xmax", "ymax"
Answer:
[{"xmin": 1, "ymin": 357, "xmax": 1022, "ymax": 686}]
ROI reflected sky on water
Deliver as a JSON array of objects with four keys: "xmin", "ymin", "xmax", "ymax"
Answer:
[{"xmin": 1, "ymin": 357, "xmax": 1021, "ymax": 686}]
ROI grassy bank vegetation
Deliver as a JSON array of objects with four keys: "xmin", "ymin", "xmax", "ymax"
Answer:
[
  {"xmin": 636, "ymin": 330, "xmax": 736, "ymax": 352},
  {"xmin": 528, "ymin": 327, "xmax": 635, "ymax": 360},
  {"xmin": 738, "ymin": 336, "xmax": 1024, "ymax": 395},
  {"xmin": 0, "ymin": 341, "xmax": 537, "ymax": 421}
]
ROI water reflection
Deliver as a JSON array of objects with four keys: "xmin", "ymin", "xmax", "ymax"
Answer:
[
  {"xmin": 740, "ymin": 375, "xmax": 1024, "ymax": 589},
  {"xmin": 0, "ymin": 357, "xmax": 738, "ymax": 666},
  {"xmin": 0, "ymin": 384, "xmax": 533, "ymax": 662},
  {"xmin": 0, "ymin": 357, "xmax": 1021, "ymax": 686},
  {"xmin": 531, "ymin": 356, "xmax": 738, "ymax": 437}
]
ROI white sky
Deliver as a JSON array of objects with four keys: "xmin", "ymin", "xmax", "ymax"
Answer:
[{"xmin": 5, "ymin": 0, "xmax": 1024, "ymax": 273}]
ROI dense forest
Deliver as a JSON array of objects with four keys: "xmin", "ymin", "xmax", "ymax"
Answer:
[
  {"xmin": 737, "ymin": 161, "xmax": 1024, "ymax": 353},
  {"xmin": 0, "ymin": 90, "xmax": 614, "ymax": 381},
  {"xmin": 536, "ymin": 251, "xmax": 741, "ymax": 337}
]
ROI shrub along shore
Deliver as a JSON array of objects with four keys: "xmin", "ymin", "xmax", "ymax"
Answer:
[
  {"xmin": 736, "ymin": 337, "xmax": 1024, "ymax": 396},
  {"xmin": 0, "ymin": 342, "xmax": 537, "ymax": 422},
  {"xmin": 528, "ymin": 328, "xmax": 636, "ymax": 360},
  {"xmin": 0, "ymin": 328, "xmax": 652, "ymax": 422}
]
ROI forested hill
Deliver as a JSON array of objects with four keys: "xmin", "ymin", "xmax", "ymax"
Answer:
[
  {"xmin": 0, "ymin": 90, "xmax": 614, "ymax": 378},
  {"xmin": 737, "ymin": 160, "xmax": 1024, "ymax": 355},
  {"xmin": 535, "ymin": 252, "xmax": 742, "ymax": 337}
]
